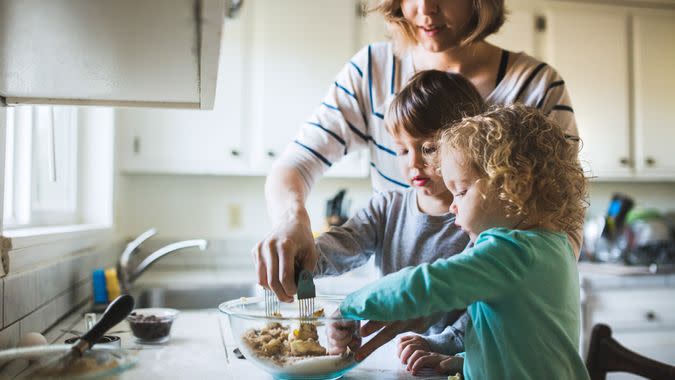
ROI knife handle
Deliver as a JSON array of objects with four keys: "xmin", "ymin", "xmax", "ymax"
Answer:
[{"xmin": 78, "ymin": 294, "xmax": 134, "ymax": 351}]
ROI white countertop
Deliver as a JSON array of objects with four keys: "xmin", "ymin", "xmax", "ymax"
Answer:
[{"xmin": 58, "ymin": 309, "xmax": 446, "ymax": 380}]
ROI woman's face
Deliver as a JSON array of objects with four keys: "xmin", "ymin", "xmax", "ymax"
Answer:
[
  {"xmin": 392, "ymin": 131, "xmax": 450, "ymax": 199},
  {"xmin": 400, "ymin": 0, "xmax": 474, "ymax": 52}
]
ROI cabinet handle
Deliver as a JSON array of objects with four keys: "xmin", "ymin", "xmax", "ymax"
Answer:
[
  {"xmin": 646, "ymin": 311, "xmax": 656, "ymax": 321},
  {"xmin": 133, "ymin": 137, "xmax": 141, "ymax": 155},
  {"xmin": 266, "ymin": 150, "xmax": 276, "ymax": 158},
  {"xmin": 230, "ymin": 149, "xmax": 240, "ymax": 157},
  {"xmin": 645, "ymin": 157, "xmax": 656, "ymax": 166},
  {"xmin": 619, "ymin": 157, "xmax": 630, "ymax": 166},
  {"xmin": 226, "ymin": 0, "xmax": 243, "ymax": 19}
]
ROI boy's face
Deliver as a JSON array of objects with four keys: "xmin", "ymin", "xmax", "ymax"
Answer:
[
  {"xmin": 392, "ymin": 130, "xmax": 451, "ymax": 200},
  {"xmin": 440, "ymin": 149, "xmax": 511, "ymax": 241}
]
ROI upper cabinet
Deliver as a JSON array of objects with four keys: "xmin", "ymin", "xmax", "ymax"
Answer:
[
  {"xmin": 487, "ymin": 8, "xmax": 538, "ymax": 57},
  {"xmin": 545, "ymin": 2, "xmax": 675, "ymax": 181},
  {"xmin": 632, "ymin": 10, "xmax": 675, "ymax": 178},
  {"xmin": 545, "ymin": 4, "xmax": 632, "ymax": 179},
  {"xmin": 0, "ymin": 0, "xmax": 233, "ymax": 109},
  {"xmin": 118, "ymin": 0, "xmax": 369, "ymax": 178}
]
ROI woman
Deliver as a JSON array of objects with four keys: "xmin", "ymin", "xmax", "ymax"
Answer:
[{"xmin": 253, "ymin": 0, "xmax": 581, "ymax": 359}]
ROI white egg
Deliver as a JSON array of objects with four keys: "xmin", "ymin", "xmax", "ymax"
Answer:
[{"xmin": 18, "ymin": 332, "xmax": 48, "ymax": 347}]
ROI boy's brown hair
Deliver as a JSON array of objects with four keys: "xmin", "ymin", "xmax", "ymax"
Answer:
[
  {"xmin": 385, "ymin": 70, "xmax": 486, "ymax": 139},
  {"xmin": 437, "ymin": 104, "xmax": 587, "ymax": 235},
  {"xmin": 371, "ymin": 0, "xmax": 506, "ymax": 55}
]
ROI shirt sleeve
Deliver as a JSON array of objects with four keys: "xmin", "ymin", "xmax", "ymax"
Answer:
[
  {"xmin": 274, "ymin": 45, "xmax": 373, "ymax": 190},
  {"xmin": 339, "ymin": 230, "xmax": 535, "ymax": 321},
  {"xmin": 314, "ymin": 192, "xmax": 389, "ymax": 277},
  {"xmin": 424, "ymin": 313, "xmax": 469, "ymax": 355}
]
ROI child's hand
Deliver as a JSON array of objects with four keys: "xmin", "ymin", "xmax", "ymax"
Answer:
[
  {"xmin": 326, "ymin": 310, "xmax": 361, "ymax": 355},
  {"xmin": 401, "ymin": 350, "xmax": 464, "ymax": 376},
  {"xmin": 397, "ymin": 334, "xmax": 432, "ymax": 364}
]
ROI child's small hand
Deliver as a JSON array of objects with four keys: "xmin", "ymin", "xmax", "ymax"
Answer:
[
  {"xmin": 397, "ymin": 334, "xmax": 432, "ymax": 364},
  {"xmin": 401, "ymin": 349, "xmax": 464, "ymax": 376},
  {"xmin": 326, "ymin": 310, "xmax": 361, "ymax": 355}
]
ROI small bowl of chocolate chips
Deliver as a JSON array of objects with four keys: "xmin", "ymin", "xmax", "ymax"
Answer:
[{"xmin": 127, "ymin": 308, "xmax": 179, "ymax": 344}]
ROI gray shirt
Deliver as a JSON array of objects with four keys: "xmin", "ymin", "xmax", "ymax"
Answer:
[{"xmin": 315, "ymin": 188, "xmax": 470, "ymax": 354}]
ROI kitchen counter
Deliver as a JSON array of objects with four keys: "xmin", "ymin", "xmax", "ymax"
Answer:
[{"xmin": 51, "ymin": 309, "xmax": 446, "ymax": 380}]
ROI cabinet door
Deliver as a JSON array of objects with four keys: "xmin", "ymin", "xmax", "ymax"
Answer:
[
  {"xmin": 248, "ymin": 0, "xmax": 367, "ymax": 177},
  {"xmin": 118, "ymin": 10, "xmax": 248, "ymax": 175},
  {"xmin": 545, "ymin": 5, "xmax": 632, "ymax": 179},
  {"xmin": 487, "ymin": 9, "xmax": 537, "ymax": 57},
  {"xmin": 632, "ymin": 11, "xmax": 675, "ymax": 179}
]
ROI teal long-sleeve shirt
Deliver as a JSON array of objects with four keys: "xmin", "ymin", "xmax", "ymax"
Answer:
[{"xmin": 340, "ymin": 228, "xmax": 589, "ymax": 380}]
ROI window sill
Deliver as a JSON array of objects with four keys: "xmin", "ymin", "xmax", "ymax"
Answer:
[{"xmin": 1, "ymin": 224, "xmax": 116, "ymax": 276}]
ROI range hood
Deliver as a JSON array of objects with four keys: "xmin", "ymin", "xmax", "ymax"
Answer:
[{"xmin": 0, "ymin": 0, "xmax": 241, "ymax": 109}]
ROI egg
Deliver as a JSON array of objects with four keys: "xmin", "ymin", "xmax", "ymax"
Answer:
[{"xmin": 18, "ymin": 332, "xmax": 48, "ymax": 347}]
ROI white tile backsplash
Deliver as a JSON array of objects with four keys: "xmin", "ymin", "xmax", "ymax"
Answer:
[
  {"xmin": 0, "ymin": 322, "xmax": 19, "ymax": 349},
  {"xmin": 0, "ymin": 241, "xmax": 119, "ymax": 349},
  {"xmin": 19, "ymin": 279, "xmax": 89, "ymax": 335}
]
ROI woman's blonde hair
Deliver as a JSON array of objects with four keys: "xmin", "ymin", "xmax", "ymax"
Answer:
[
  {"xmin": 371, "ymin": 0, "xmax": 506, "ymax": 55},
  {"xmin": 385, "ymin": 70, "xmax": 486, "ymax": 138},
  {"xmin": 436, "ymin": 104, "xmax": 587, "ymax": 235}
]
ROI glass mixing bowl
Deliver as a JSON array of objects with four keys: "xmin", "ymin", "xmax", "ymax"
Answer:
[{"xmin": 219, "ymin": 295, "xmax": 359, "ymax": 380}]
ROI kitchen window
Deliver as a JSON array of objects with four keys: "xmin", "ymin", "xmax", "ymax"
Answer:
[{"xmin": 3, "ymin": 105, "xmax": 79, "ymax": 229}]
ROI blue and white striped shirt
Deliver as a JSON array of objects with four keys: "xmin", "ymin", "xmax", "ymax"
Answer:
[{"xmin": 279, "ymin": 41, "xmax": 578, "ymax": 193}]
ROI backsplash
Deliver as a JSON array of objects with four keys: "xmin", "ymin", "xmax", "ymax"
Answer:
[{"xmin": 0, "ymin": 242, "xmax": 120, "ymax": 349}]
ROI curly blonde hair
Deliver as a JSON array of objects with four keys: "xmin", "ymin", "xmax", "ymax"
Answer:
[
  {"xmin": 436, "ymin": 104, "xmax": 587, "ymax": 235},
  {"xmin": 370, "ymin": 0, "xmax": 506, "ymax": 55}
]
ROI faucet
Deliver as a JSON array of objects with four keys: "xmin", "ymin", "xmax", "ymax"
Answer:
[{"xmin": 118, "ymin": 228, "xmax": 208, "ymax": 293}]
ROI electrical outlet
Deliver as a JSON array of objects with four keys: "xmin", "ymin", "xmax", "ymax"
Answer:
[{"xmin": 228, "ymin": 204, "xmax": 242, "ymax": 230}]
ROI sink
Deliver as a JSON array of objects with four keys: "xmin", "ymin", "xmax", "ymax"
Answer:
[{"xmin": 133, "ymin": 284, "xmax": 257, "ymax": 309}]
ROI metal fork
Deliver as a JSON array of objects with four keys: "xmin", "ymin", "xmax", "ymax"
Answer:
[
  {"xmin": 295, "ymin": 268, "xmax": 316, "ymax": 320},
  {"xmin": 264, "ymin": 288, "xmax": 280, "ymax": 317}
]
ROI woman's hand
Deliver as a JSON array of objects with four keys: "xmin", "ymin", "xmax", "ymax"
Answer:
[
  {"xmin": 397, "ymin": 334, "xmax": 432, "ymax": 364},
  {"xmin": 353, "ymin": 317, "xmax": 433, "ymax": 362},
  {"xmin": 326, "ymin": 310, "xmax": 362, "ymax": 355},
  {"xmin": 252, "ymin": 207, "xmax": 317, "ymax": 302}
]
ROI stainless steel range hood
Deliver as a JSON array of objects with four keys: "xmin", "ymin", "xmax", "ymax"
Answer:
[{"xmin": 0, "ymin": 0, "xmax": 241, "ymax": 109}]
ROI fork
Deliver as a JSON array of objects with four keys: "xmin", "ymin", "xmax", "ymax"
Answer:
[
  {"xmin": 264, "ymin": 288, "xmax": 280, "ymax": 317},
  {"xmin": 295, "ymin": 267, "xmax": 316, "ymax": 320}
]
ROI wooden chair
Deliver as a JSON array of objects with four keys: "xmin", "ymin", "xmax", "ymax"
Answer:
[{"xmin": 585, "ymin": 323, "xmax": 675, "ymax": 380}]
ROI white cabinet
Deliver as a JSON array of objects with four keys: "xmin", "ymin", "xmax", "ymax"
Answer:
[
  {"xmin": 581, "ymin": 280, "xmax": 675, "ymax": 380},
  {"xmin": 247, "ymin": 0, "xmax": 368, "ymax": 177},
  {"xmin": 545, "ymin": 4, "xmax": 632, "ymax": 179},
  {"xmin": 487, "ymin": 8, "xmax": 538, "ymax": 57},
  {"xmin": 118, "ymin": 0, "xmax": 369, "ymax": 178},
  {"xmin": 0, "ymin": 0, "xmax": 228, "ymax": 109},
  {"xmin": 545, "ymin": 3, "xmax": 675, "ymax": 180},
  {"xmin": 118, "ymin": 6, "xmax": 248, "ymax": 175},
  {"xmin": 632, "ymin": 11, "xmax": 675, "ymax": 179}
]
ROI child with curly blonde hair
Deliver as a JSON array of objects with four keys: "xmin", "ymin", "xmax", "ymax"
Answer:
[{"xmin": 339, "ymin": 104, "xmax": 590, "ymax": 379}]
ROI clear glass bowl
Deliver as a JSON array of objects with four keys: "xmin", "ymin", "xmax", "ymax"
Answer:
[
  {"xmin": 219, "ymin": 295, "xmax": 359, "ymax": 380},
  {"xmin": 126, "ymin": 308, "xmax": 179, "ymax": 344}
]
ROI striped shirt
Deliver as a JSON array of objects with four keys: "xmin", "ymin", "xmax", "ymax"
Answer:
[{"xmin": 279, "ymin": 41, "xmax": 578, "ymax": 193}]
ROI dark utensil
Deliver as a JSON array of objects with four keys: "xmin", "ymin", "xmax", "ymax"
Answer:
[
  {"xmin": 41, "ymin": 295, "xmax": 135, "ymax": 371},
  {"xmin": 233, "ymin": 347, "xmax": 246, "ymax": 360}
]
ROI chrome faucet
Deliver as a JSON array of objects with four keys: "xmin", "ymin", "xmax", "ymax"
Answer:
[{"xmin": 118, "ymin": 228, "xmax": 208, "ymax": 293}]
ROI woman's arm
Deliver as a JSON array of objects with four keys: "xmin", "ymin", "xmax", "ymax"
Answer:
[{"xmin": 253, "ymin": 45, "xmax": 373, "ymax": 301}]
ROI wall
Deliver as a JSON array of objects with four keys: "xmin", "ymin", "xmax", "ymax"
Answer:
[{"xmin": 116, "ymin": 174, "xmax": 675, "ymax": 245}]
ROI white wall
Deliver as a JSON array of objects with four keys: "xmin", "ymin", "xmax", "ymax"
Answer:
[
  {"xmin": 116, "ymin": 173, "xmax": 675, "ymax": 243},
  {"xmin": 116, "ymin": 174, "xmax": 373, "ymax": 242}
]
